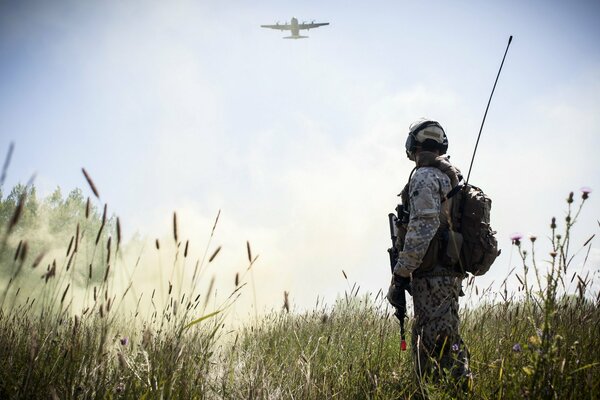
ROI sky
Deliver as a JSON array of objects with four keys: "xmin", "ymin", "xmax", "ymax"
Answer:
[{"xmin": 1, "ymin": 0, "xmax": 599, "ymax": 316}]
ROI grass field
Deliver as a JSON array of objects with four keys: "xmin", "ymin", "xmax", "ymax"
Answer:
[{"xmin": 0, "ymin": 181, "xmax": 598, "ymax": 399}]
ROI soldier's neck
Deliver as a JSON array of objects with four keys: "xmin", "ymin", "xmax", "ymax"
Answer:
[{"xmin": 415, "ymin": 151, "xmax": 440, "ymax": 167}]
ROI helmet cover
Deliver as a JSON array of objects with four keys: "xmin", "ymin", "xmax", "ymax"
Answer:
[{"xmin": 405, "ymin": 119, "xmax": 448, "ymax": 159}]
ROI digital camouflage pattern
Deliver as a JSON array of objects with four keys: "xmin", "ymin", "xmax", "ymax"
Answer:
[
  {"xmin": 393, "ymin": 152, "xmax": 471, "ymax": 385},
  {"xmin": 393, "ymin": 165, "xmax": 452, "ymax": 277},
  {"xmin": 411, "ymin": 273, "xmax": 470, "ymax": 381}
]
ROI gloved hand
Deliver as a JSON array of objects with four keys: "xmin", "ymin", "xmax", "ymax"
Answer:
[{"xmin": 386, "ymin": 275, "xmax": 411, "ymax": 309}]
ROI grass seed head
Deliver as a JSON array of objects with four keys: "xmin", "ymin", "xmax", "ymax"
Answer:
[
  {"xmin": 19, "ymin": 241, "xmax": 28, "ymax": 262},
  {"xmin": 14, "ymin": 240, "xmax": 22, "ymax": 261},
  {"xmin": 106, "ymin": 236, "xmax": 112, "ymax": 264},
  {"xmin": 103, "ymin": 264, "xmax": 110, "ymax": 282},
  {"xmin": 7, "ymin": 192, "xmax": 26, "ymax": 234},
  {"xmin": 31, "ymin": 251, "xmax": 46, "ymax": 268},
  {"xmin": 61, "ymin": 284, "xmax": 70, "ymax": 304},
  {"xmin": 74, "ymin": 223, "xmax": 80, "ymax": 253},
  {"xmin": 116, "ymin": 218, "xmax": 121, "ymax": 247},
  {"xmin": 173, "ymin": 212, "xmax": 178, "ymax": 242},
  {"xmin": 66, "ymin": 235, "xmax": 74, "ymax": 256},
  {"xmin": 81, "ymin": 168, "xmax": 100, "ymax": 198},
  {"xmin": 209, "ymin": 246, "xmax": 221, "ymax": 263}
]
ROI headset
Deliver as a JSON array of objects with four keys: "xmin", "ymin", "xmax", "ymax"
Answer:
[{"xmin": 405, "ymin": 120, "xmax": 448, "ymax": 159}]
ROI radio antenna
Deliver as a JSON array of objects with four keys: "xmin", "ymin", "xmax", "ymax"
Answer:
[{"xmin": 465, "ymin": 36, "xmax": 513, "ymax": 185}]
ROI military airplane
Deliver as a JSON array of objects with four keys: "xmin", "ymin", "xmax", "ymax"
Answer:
[{"xmin": 260, "ymin": 17, "xmax": 329, "ymax": 39}]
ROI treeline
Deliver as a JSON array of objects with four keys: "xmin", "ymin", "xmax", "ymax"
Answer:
[{"xmin": 0, "ymin": 184, "xmax": 116, "ymax": 287}]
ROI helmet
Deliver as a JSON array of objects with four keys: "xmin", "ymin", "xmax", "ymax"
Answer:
[{"xmin": 405, "ymin": 118, "xmax": 448, "ymax": 159}]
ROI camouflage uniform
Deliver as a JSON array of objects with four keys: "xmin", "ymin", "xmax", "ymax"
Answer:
[{"xmin": 393, "ymin": 153, "xmax": 470, "ymax": 383}]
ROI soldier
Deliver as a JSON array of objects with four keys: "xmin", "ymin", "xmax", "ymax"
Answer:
[{"xmin": 387, "ymin": 119, "xmax": 471, "ymax": 387}]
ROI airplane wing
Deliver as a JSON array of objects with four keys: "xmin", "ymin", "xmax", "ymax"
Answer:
[
  {"xmin": 298, "ymin": 22, "xmax": 329, "ymax": 30},
  {"xmin": 260, "ymin": 24, "xmax": 291, "ymax": 31}
]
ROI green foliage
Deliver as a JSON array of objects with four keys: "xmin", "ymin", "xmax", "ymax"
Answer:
[
  {"xmin": 0, "ymin": 185, "xmax": 597, "ymax": 399},
  {"xmin": 225, "ymin": 295, "xmax": 413, "ymax": 399},
  {"xmin": 0, "ymin": 184, "xmax": 114, "ymax": 288}
]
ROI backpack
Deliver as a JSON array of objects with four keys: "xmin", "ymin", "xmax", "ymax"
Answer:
[{"xmin": 446, "ymin": 183, "xmax": 499, "ymax": 275}]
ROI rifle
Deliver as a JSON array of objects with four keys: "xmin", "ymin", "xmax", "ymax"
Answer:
[{"xmin": 387, "ymin": 204, "xmax": 410, "ymax": 351}]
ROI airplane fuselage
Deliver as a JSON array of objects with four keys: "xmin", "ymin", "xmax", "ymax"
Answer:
[
  {"xmin": 290, "ymin": 17, "xmax": 299, "ymax": 37},
  {"xmin": 260, "ymin": 17, "xmax": 328, "ymax": 39}
]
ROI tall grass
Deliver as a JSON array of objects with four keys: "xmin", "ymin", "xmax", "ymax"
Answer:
[{"xmin": 0, "ymin": 167, "xmax": 598, "ymax": 399}]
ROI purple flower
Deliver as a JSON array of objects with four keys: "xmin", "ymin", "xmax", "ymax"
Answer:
[
  {"xmin": 451, "ymin": 343, "xmax": 459, "ymax": 352},
  {"xmin": 512, "ymin": 343, "xmax": 522, "ymax": 352},
  {"xmin": 120, "ymin": 337, "xmax": 129, "ymax": 346},
  {"xmin": 510, "ymin": 232, "xmax": 523, "ymax": 245},
  {"xmin": 580, "ymin": 186, "xmax": 592, "ymax": 200}
]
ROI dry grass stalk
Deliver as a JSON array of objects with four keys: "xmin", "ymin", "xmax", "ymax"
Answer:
[
  {"xmin": 31, "ymin": 251, "xmax": 46, "ymax": 269},
  {"xmin": 66, "ymin": 252, "xmax": 74, "ymax": 271},
  {"xmin": 211, "ymin": 209, "xmax": 221, "ymax": 235},
  {"xmin": 155, "ymin": 239, "xmax": 160, "ymax": 250},
  {"xmin": 103, "ymin": 264, "xmax": 110, "ymax": 282},
  {"xmin": 106, "ymin": 236, "xmax": 112, "ymax": 264},
  {"xmin": 184, "ymin": 240, "xmax": 189, "ymax": 258},
  {"xmin": 72, "ymin": 315, "xmax": 79, "ymax": 337},
  {"xmin": 7, "ymin": 192, "xmax": 26, "ymax": 233},
  {"xmin": 235, "ymin": 272, "xmax": 239, "ymax": 287},
  {"xmin": 101, "ymin": 203, "xmax": 107, "ymax": 224},
  {"xmin": 61, "ymin": 284, "xmax": 70, "ymax": 303},
  {"xmin": 81, "ymin": 168, "xmax": 100, "ymax": 198},
  {"xmin": 142, "ymin": 328, "xmax": 152, "ymax": 349},
  {"xmin": 116, "ymin": 218, "xmax": 121, "ymax": 248},
  {"xmin": 209, "ymin": 246, "xmax": 221, "ymax": 262},
  {"xmin": 19, "ymin": 241, "xmax": 27, "ymax": 262},
  {"xmin": 74, "ymin": 224, "xmax": 80, "ymax": 253},
  {"xmin": 95, "ymin": 204, "xmax": 107, "ymax": 245},
  {"xmin": 29, "ymin": 330, "xmax": 38, "ymax": 363},
  {"xmin": 66, "ymin": 235, "xmax": 74, "ymax": 256},
  {"xmin": 0, "ymin": 141, "xmax": 14, "ymax": 187},
  {"xmin": 85, "ymin": 197, "xmax": 90, "ymax": 218},
  {"xmin": 203, "ymin": 276, "xmax": 215, "ymax": 310},
  {"xmin": 42, "ymin": 261, "xmax": 56, "ymax": 283},
  {"xmin": 14, "ymin": 240, "xmax": 22, "ymax": 261},
  {"xmin": 173, "ymin": 212, "xmax": 178, "ymax": 243},
  {"xmin": 246, "ymin": 241, "xmax": 252, "ymax": 263},
  {"xmin": 283, "ymin": 291, "xmax": 290, "ymax": 313}
]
